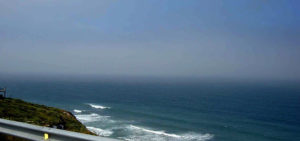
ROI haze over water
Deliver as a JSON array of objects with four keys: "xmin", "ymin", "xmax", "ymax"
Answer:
[
  {"xmin": 1, "ymin": 0, "xmax": 300, "ymax": 81},
  {"xmin": 1, "ymin": 0, "xmax": 300, "ymax": 141}
]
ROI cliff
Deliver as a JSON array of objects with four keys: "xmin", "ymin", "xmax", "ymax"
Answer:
[{"xmin": 0, "ymin": 97, "xmax": 95, "ymax": 140}]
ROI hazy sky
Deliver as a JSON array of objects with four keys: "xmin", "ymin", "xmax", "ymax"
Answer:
[{"xmin": 0, "ymin": 0, "xmax": 299, "ymax": 80}]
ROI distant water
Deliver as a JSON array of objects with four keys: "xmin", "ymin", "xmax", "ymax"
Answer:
[{"xmin": 1, "ymin": 78, "xmax": 299, "ymax": 141}]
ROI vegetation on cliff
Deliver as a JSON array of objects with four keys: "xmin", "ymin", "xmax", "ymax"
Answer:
[{"xmin": 0, "ymin": 97, "xmax": 95, "ymax": 140}]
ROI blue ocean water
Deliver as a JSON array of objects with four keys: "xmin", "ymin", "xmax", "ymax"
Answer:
[{"xmin": 1, "ymin": 77, "xmax": 299, "ymax": 141}]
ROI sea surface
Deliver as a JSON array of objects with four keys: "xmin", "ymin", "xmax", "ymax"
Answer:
[{"xmin": 1, "ymin": 77, "xmax": 299, "ymax": 141}]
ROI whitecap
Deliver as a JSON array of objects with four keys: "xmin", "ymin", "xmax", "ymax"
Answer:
[
  {"xmin": 129, "ymin": 125, "xmax": 181, "ymax": 138},
  {"xmin": 123, "ymin": 125, "xmax": 213, "ymax": 141},
  {"xmin": 73, "ymin": 109, "xmax": 83, "ymax": 113},
  {"xmin": 87, "ymin": 126, "xmax": 113, "ymax": 137},
  {"xmin": 75, "ymin": 113, "xmax": 110, "ymax": 123},
  {"xmin": 88, "ymin": 104, "xmax": 110, "ymax": 109},
  {"xmin": 180, "ymin": 132, "xmax": 213, "ymax": 141}
]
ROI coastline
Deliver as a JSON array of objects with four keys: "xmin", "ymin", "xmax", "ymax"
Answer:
[{"xmin": 0, "ymin": 98, "xmax": 96, "ymax": 140}]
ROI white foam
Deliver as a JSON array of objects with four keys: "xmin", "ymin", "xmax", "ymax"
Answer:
[
  {"xmin": 129, "ymin": 125, "xmax": 181, "ymax": 138},
  {"xmin": 87, "ymin": 126, "xmax": 113, "ymax": 137},
  {"xmin": 180, "ymin": 133, "xmax": 213, "ymax": 141},
  {"xmin": 124, "ymin": 125, "xmax": 213, "ymax": 141},
  {"xmin": 75, "ymin": 113, "xmax": 110, "ymax": 123},
  {"xmin": 88, "ymin": 104, "xmax": 110, "ymax": 109},
  {"xmin": 73, "ymin": 109, "xmax": 83, "ymax": 113}
]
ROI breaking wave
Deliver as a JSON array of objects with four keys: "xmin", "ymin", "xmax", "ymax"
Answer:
[
  {"xmin": 129, "ymin": 125, "xmax": 181, "ymax": 138},
  {"xmin": 76, "ymin": 103, "xmax": 213, "ymax": 141},
  {"xmin": 88, "ymin": 104, "xmax": 110, "ymax": 109},
  {"xmin": 87, "ymin": 126, "xmax": 113, "ymax": 137},
  {"xmin": 122, "ymin": 125, "xmax": 213, "ymax": 141},
  {"xmin": 74, "ymin": 113, "xmax": 110, "ymax": 123},
  {"xmin": 73, "ymin": 109, "xmax": 83, "ymax": 113}
]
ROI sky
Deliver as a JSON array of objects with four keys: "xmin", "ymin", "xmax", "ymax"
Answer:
[{"xmin": 0, "ymin": 0, "xmax": 300, "ymax": 81}]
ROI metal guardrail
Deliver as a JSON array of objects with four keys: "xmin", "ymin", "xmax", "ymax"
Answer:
[{"xmin": 0, "ymin": 118, "xmax": 120, "ymax": 141}]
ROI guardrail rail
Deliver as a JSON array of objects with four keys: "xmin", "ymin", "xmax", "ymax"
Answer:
[{"xmin": 0, "ymin": 118, "xmax": 119, "ymax": 141}]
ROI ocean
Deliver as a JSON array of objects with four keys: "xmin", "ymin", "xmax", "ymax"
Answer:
[{"xmin": 0, "ymin": 77, "xmax": 299, "ymax": 141}]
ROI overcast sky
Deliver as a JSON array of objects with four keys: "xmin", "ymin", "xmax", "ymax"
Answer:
[{"xmin": 0, "ymin": 0, "xmax": 299, "ymax": 80}]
